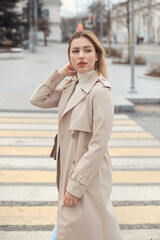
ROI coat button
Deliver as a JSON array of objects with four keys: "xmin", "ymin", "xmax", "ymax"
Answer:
[{"xmin": 71, "ymin": 131, "xmax": 78, "ymax": 139}]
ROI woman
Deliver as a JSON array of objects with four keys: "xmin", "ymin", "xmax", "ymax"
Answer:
[{"xmin": 30, "ymin": 30, "xmax": 122, "ymax": 240}]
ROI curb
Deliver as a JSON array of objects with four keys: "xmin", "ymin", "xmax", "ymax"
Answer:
[
  {"xmin": 128, "ymin": 98, "xmax": 160, "ymax": 105},
  {"xmin": 138, "ymin": 74, "xmax": 160, "ymax": 81}
]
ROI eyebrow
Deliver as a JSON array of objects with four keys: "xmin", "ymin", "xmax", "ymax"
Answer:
[{"xmin": 72, "ymin": 46, "xmax": 93, "ymax": 49}]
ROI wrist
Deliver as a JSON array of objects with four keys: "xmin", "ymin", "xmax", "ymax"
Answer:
[{"xmin": 58, "ymin": 68, "xmax": 68, "ymax": 78}]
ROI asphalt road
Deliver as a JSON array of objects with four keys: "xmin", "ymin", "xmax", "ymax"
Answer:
[{"xmin": 127, "ymin": 104, "xmax": 160, "ymax": 141}]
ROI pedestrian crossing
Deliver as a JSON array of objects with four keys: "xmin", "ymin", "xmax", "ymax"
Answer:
[{"xmin": 0, "ymin": 111, "xmax": 160, "ymax": 240}]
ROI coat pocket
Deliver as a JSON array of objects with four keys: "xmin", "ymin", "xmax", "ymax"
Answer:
[{"xmin": 50, "ymin": 134, "xmax": 58, "ymax": 159}]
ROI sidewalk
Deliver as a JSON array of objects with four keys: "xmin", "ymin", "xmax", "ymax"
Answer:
[{"xmin": 0, "ymin": 42, "xmax": 160, "ymax": 112}]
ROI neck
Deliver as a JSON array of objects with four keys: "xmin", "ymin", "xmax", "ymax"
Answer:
[{"xmin": 77, "ymin": 70, "xmax": 95, "ymax": 83}]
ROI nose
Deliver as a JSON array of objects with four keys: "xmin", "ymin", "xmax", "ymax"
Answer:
[{"xmin": 79, "ymin": 50, "xmax": 84, "ymax": 59}]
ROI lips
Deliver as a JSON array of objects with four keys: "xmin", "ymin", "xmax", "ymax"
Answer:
[{"xmin": 78, "ymin": 61, "xmax": 87, "ymax": 65}]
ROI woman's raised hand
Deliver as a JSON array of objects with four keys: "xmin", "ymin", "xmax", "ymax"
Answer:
[{"xmin": 58, "ymin": 63, "xmax": 76, "ymax": 77}]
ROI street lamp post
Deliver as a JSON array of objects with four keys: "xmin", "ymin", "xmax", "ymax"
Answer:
[
  {"xmin": 100, "ymin": 0, "xmax": 103, "ymax": 43},
  {"xmin": 34, "ymin": 0, "xmax": 38, "ymax": 45},
  {"xmin": 129, "ymin": 0, "xmax": 136, "ymax": 93},
  {"xmin": 75, "ymin": 0, "xmax": 78, "ymax": 30},
  {"xmin": 28, "ymin": 0, "xmax": 32, "ymax": 51}
]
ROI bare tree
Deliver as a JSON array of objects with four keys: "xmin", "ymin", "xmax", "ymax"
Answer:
[
  {"xmin": 112, "ymin": 0, "xmax": 131, "ymax": 62},
  {"xmin": 126, "ymin": 0, "xmax": 130, "ymax": 62},
  {"xmin": 38, "ymin": 18, "xmax": 50, "ymax": 46}
]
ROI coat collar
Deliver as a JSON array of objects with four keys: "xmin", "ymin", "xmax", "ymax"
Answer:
[
  {"xmin": 59, "ymin": 71, "xmax": 111, "ymax": 119},
  {"xmin": 79, "ymin": 70, "xmax": 111, "ymax": 93}
]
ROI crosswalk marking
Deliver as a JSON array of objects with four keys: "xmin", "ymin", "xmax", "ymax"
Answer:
[
  {"xmin": 0, "ymin": 112, "xmax": 128, "ymax": 119},
  {"xmin": 0, "ymin": 170, "xmax": 56, "ymax": 183},
  {"xmin": 1, "ymin": 157, "xmax": 159, "ymax": 170},
  {"xmin": 0, "ymin": 170, "xmax": 160, "ymax": 183},
  {"xmin": 0, "ymin": 130, "xmax": 153, "ymax": 138},
  {"xmin": 1, "ymin": 146, "xmax": 160, "ymax": 157},
  {"xmin": 0, "ymin": 206, "xmax": 159, "ymax": 225},
  {"xmin": 0, "ymin": 123, "xmax": 144, "ymax": 131},
  {"xmin": 1, "ymin": 186, "xmax": 159, "ymax": 202},
  {"xmin": 0, "ymin": 112, "xmax": 160, "ymax": 238},
  {"xmin": 0, "ymin": 117, "xmax": 137, "ymax": 125},
  {"xmin": 1, "ymin": 138, "xmax": 159, "ymax": 147}
]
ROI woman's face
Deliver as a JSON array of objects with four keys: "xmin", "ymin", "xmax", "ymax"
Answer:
[{"xmin": 69, "ymin": 37, "xmax": 98, "ymax": 74}]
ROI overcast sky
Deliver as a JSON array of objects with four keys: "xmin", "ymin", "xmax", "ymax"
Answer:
[{"xmin": 60, "ymin": 0, "xmax": 123, "ymax": 17}]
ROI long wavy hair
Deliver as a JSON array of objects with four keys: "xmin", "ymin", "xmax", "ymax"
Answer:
[{"xmin": 62, "ymin": 30, "xmax": 107, "ymax": 90}]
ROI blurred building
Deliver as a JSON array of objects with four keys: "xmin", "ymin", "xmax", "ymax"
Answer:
[
  {"xmin": 111, "ymin": 0, "xmax": 160, "ymax": 44},
  {"xmin": 39, "ymin": 0, "xmax": 62, "ymax": 42},
  {"xmin": 16, "ymin": 0, "xmax": 62, "ymax": 42}
]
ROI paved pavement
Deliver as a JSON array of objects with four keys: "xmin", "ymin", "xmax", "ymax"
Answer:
[
  {"xmin": 109, "ymin": 42, "xmax": 160, "ymax": 65},
  {"xmin": 127, "ymin": 105, "xmax": 160, "ymax": 142},
  {"xmin": 0, "ymin": 42, "xmax": 160, "ymax": 112},
  {"xmin": 0, "ymin": 42, "xmax": 160, "ymax": 239},
  {"xmin": 0, "ymin": 111, "xmax": 160, "ymax": 240}
]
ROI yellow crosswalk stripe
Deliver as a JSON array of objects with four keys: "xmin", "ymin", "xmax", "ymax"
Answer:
[
  {"xmin": 116, "ymin": 206, "xmax": 160, "ymax": 224},
  {"xmin": 0, "ymin": 206, "xmax": 159, "ymax": 225},
  {"xmin": 0, "ymin": 118, "xmax": 137, "ymax": 125},
  {"xmin": 0, "ymin": 130, "xmax": 153, "ymax": 138},
  {"xmin": 0, "ymin": 170, "xmax": 56, "ymax": 183},
  {"xmin": 111, "ymin": 132, "xmax": 153, "ymax": 139},
  {"xmin": 113, "ymin": 171, "xmax": 160, "ymax": 183},
  {"xmin": 0, "ymin": 170, "xmax": 159, "ymax": 183},
  {"xmin": 0, "ymin": 146, "xmax": 160, "ymax": 157},
  {"xmin": 0, "ymin": 118, "xmax": 58, "ymax": 124},
  {"xmin": 0, "ymin": 130, "xmax": 57, "ymax": 137},
  {"xmin": 109, "ymin": 147, "xmax": 160, "ymax": 157}
]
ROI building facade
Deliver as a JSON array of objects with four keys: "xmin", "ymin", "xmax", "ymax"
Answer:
[
  {"xmin": 16, "ymin": 0, "xmax": 62, "ymax": 42},
  {"xmin": 39, "ymin": 0, "xmax": 62, "ymax": 42},
  {"xmin": 111, "ymin": 0, "xmax": 160, "ymax": 44}
]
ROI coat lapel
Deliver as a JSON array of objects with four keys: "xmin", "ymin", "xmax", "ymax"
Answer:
[
  {"xmin": 58, "ymin": 79, "xmax": 77, "ymax": 118},
  {"xmin": 60, "ymin": 71, "xmax": 111, "ymax": 119},
  {"xmin": 60, "ymin": 87, "xmax": 86, "ymax": 119}
]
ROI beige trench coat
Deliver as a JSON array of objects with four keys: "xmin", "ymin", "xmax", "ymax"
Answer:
[{"xmin": 30, "ymin": 70, "xmax": 121, "ymax": 240}]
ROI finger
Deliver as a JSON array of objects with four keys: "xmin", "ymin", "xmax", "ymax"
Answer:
[
  {"xmin": 73, "ymin": 198, "xmax": 78, "ymax": 205},
  {"xmin": 63, "ymin": 195, "xmax": 67, "ymax": 206},
  {"xmin": 65, "ymin": 199, "xmax": 70, "ymax": 207},
  {"xmin": 69, "ymin": 200, "xmax": 74, "ymax": 207}
]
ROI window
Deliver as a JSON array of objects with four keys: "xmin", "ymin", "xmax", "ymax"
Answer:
[{"xmin": 43, "ymin": 9, "xmax": 49, "ymax": 19}]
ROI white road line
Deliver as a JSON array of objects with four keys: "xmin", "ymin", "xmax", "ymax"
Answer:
[
  {"xmin": 0, "ymin": 138, "xmax": 159, "ymax": 147},
  {"xmin": 111, "ymin": 157, "xmax": 160, "ymax": 169},
  {"xmin": 1, "ymin": 157, "xmax": 160, "ymax": 170},
  {"xmin": 0, "ymin": 157, "xmax": 56, "ymax": 170},
  {"xmin": 0, "ymin": 124, "xmax": 144, "ymax": 131},
  {"xmin": 111, "ymin": 186, "xmax": 160, "ymax": 201},
  {"xmin": 0, "ymin": 112, "xmax": 130, "ymax": 120},
  {"xmin": 0, "ymin": 185, "xmax": 159, "ymax": 202}
]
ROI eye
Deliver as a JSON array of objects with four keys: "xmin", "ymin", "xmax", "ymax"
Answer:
[
  {"xmin": 85, "ymin": 49, "xmax": 92, "ymax": 52},
  {"xmin": 72, "ymin": 50, "xmax": 79, "ymax": 53}
]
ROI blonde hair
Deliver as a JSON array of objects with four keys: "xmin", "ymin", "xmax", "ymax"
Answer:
[{"xmin": 61, "ymin": 30, "xmax": 107, "ymax": 90}]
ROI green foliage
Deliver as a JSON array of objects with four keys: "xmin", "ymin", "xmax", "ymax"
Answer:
[{"xmin": 0, "ymin": 0, "xmax": 24, "ymax": 47}]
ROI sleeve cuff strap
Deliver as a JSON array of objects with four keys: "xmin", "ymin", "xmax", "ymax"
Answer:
[{"xmin": 70, "ymin": 171, "xmax": 90, "ymax": 186}]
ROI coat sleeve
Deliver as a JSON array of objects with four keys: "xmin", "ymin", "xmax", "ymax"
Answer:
[
  {"xmin": 30, "ymin": 70, "xmax": 65, "ymax": 109},
  {"xmin": 66, "ymin": 86, "xmax": 114, "ymax": 198}
]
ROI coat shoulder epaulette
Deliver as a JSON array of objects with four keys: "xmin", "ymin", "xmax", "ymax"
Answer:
[{"xmin": 98, "ymin": 75, "xmax": 111, "ymax": 89}]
